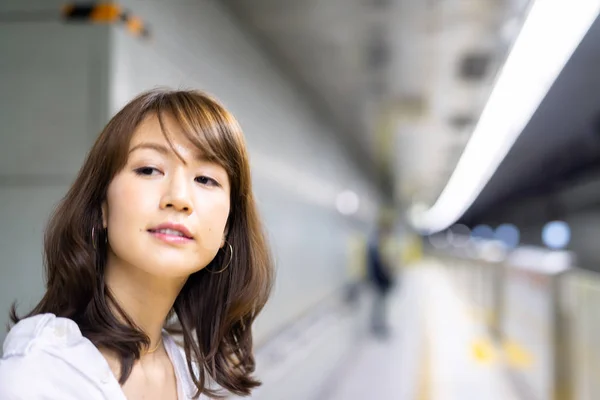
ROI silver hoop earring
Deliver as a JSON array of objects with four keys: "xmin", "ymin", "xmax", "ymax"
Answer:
[
  {"xmin": 91, "ymin": 227, "xmax": 97, "ymax": 250},
  {"xmin": 208, "ymin": 242, "xmax": 233, "ymax": 274}
]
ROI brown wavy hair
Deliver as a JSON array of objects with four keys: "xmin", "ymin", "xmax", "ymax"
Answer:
[{"xmin": 10, "ymin": 88, "xmax": 274, "ymax": 398}]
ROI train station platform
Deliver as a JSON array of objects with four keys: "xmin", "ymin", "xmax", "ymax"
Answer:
[{"xmin": 325, "ymin": 261, "xmax": 519, "ymax": 400}]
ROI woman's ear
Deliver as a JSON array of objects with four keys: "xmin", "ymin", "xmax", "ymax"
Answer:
[
  {"xmin": 221, "ymin": 224, "xmax": 229, "ymax": 248},
  {"xmin": 101, "ymin": 201, "xmax": 108, "ymax": 229}
]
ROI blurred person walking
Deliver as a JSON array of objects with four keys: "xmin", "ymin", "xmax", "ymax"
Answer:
[{"xmin": 366, "ymin": 220, "xmax": 395, "ymax": 338}]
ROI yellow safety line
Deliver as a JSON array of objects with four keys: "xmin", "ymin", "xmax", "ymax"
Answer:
[
  {"xmin": 503, "ymin": 340, "xmax": 534, "ymax": 369},
  {"xmin": 471, "ymin": 337, "xmax": 496, "ymax": 364},
  {"xmin": 417, "ymin": 328, "xmax": 432, "ymax": 400},
  {"xmin": 417, "ymin": 275, "xmax": 432, "ymax": 400}
]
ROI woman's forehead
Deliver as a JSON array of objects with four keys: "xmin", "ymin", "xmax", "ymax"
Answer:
[{"xmin": 130, "ymin": 113, "xmax": 205, "ymax": 160}]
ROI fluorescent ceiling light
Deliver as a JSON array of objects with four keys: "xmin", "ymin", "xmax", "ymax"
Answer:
[{"xmin": 411, "ymin": 0, "xmax": 600, "ymax": 234}]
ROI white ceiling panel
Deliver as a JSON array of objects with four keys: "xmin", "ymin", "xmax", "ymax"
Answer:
[{"xmin": 223, "ymin": 0, "xmax": 531, "ymax": 206}]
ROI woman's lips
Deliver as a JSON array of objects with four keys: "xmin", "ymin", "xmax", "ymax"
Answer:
[{"xmin": 147, "ymin": 223, "xmax": 194, "ymax": 244}]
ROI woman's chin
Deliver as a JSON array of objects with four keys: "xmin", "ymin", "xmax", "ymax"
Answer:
[
  {"xmin": 135, "ymin": 263, "xmax": 200, "ymax": 280},
  {"xmin": 134, "ymin": 252, "xmax": 207, "ymax": 276}
]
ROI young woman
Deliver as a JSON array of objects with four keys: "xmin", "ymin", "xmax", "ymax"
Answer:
[{"xmin": 0, "ymin": 89, "xmax": 274, "ymax": 399}]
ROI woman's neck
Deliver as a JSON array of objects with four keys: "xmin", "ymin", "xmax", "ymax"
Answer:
[{"xmin": 104, "ymin": 261, "xmax": 187, "ymax": 350}]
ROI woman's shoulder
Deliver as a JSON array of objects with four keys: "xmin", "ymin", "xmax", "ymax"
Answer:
[
  {"xmin": 0, "ymin": 313, "xmax": 114, "ymax": 399},
  {"xmin": 2, "ymin": 313, "xmax": 84, "ymax": 357}
]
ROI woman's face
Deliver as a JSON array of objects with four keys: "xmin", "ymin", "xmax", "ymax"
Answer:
[{"xmin": 101, "ymin": 113, "xmax": 231, "ymax": 278}]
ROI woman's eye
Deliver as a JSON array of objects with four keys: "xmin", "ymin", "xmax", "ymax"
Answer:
[
  {"xmin": 195, "ymin": 176, "xmax": 218, "ymax": 186},
  {"xmin": 134, "ymin": 167, "xmax": 161, "ymax": 176}
]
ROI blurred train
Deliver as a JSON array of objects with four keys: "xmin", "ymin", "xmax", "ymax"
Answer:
[{"xmin": 432, "ymin": 241, "xmax": 599, "ymax": 400}]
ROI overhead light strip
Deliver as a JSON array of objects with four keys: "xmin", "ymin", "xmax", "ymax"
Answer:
[{"xmin": 411, "ymin": 0, "xmax": 600, "ymax": 234}]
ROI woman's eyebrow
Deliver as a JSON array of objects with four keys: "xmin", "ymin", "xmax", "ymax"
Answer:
[{"xmin": 129, "ymin": 142, "xmax": 212, "ymax": 166}]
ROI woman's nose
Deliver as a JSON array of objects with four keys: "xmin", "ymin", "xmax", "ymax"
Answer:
[{"xmin": 160, "ymin": 172, "xmax": 193, "ymax": 214}]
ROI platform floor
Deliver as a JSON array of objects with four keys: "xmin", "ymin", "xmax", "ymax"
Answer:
[{"xmin": 324, "ymin": 262, "xmax": 519, "ymax": 400}]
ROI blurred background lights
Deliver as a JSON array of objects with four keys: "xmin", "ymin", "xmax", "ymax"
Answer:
[
  {"xmin": 335, "ymin": 190, "xmax": 360, "ymax": 215},
  {"xmin": 495, "ymin": 223, "xmax": 520, "ymax": 249},
  {"xmin": 449, "ymin": 224, "xmax": 471, "ymax": 247},
  {"xmin": 471, "ymin": 224, "xmax": 495, "ymax": 241},
  {"xmin": 428, "ymin": 231, "xmax": 449, "ymax": 249},
  {"xmin": 542, "ymin": 220, "xmax": 571, "ymax": 249}
]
